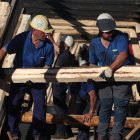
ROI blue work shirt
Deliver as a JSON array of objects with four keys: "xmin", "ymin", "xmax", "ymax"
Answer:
[
  {"xmin": 5, "ymin": 31, "xmax": 54, "ymax": 68},
  {"xmin": 79, "ymin": 82, "xmax": 95, "ymax": 100},
  {"xmin": 89, "ymin": 31, "xmax": 134, "ymax": 66}
]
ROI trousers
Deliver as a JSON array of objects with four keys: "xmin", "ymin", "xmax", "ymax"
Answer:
[
  {"xmin": 52, "ymin": 83, "xmax": 72, "ymax": 136},
  {"xmin": 97, "ymin": 83, "xmax": 131, "ymax": 140},
  {"xmin": 7, "ymin": 83, "xmax": 47, "ymax": 139}
]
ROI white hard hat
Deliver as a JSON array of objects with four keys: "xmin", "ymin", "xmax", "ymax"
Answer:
[
  {"xmin": 30, "ymin": 15, "xmax": 53, "ymax": 33},
  {"xmin": 96, "ymin": 13, "xmax": 116, "ymax": 32},
  {"xmin": 62, "ymin": 35, "xmax": 74, "ymax": 47}
]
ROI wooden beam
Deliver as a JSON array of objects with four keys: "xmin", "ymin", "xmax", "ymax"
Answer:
[
  {"xmin": 21, "ymin": 111, "xmax": 140, "ymax": 129},
  {"xmin": 53, "ymin": 26, "xmax": 138, "ymax": 40},
  {"xmin": 75, "ymin": 43, "xmax": 83, "ymax": 59},
  {"xmin": 49, "ymin": 19, "xmax": 140, "ymax": 33},
  {"xmin": 2, "ymin": 66, "xmax": 140, "ymax": 84},
  {"xmin": 13, "ymin": 14, "xmax": 31, "ymax": 36},
  {"xmin": 125, "ymin": 122, "xmax": 140, "ymax": 140},
  {"xmin": 0, "ymin": 2, "xmax": 11, "ymax": 44},
  {"xmin": 71, "ymin": 42, "xmax": 79, "ymax": 54}
]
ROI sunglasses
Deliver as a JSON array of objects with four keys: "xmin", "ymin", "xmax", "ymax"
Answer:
[{"xmin": 104, "ymin": 30, "xmax": 115, "ymax": 34}]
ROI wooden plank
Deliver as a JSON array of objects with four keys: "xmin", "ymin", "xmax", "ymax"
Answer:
[
  {"xmin": 54, "ymin": 27, "xmax": 138, "ymax": 40},
  {"xmin": 50, "ymin": 19, "xmax": 140, "ymax": 45},
  {"xmin": 71, "ymin": 42, "xmax": 79, "ymax": 54},
  {"xmin": 21, "ymin": 111, "xmax": 140, "ymax": 129},
  {"xmin": 0, "ymin": 2, "xmax": 11, "ymax": 45},
  {"xmin": 75, "ymin": 43, "xmax": 83, "ymax": 60},
  {"xmin": 52, "ymin": 26, "xmax": 138, "ymax": 39},
  {"xmin": 49, "ymin": 19, "xmax": 140, "ymax": 32},
  {"xmin": 125, "ymin": 122, "xmax": 140, "ymax": 140},
  {"xmin": 1, "ymin": 66, "xmax": 140, "ymax": 84}
]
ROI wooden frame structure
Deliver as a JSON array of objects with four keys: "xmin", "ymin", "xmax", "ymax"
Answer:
[{"xmin": 0, "ymin": 3, "xmax": 140, "ymax": 138}]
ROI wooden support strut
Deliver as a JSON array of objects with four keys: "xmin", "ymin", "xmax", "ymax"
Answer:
[
  {"xmin": 125, "ymin": 122, "xmax": 140, "ymax": 140},
  {"xmin": 21, "ymin": 111, "xmax": 140, "ymax": 129}
]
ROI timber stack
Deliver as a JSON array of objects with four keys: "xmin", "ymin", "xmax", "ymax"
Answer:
[{"xmin": 0, "ymin": 0, "xmax": 140, "ymax": 140}]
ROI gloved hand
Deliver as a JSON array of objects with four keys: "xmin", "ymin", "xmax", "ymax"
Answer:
[
  {"xmin": 26, "ymin": 80, "xmax": 33, "ymax": 87},
  {"xmin": 0, "ymin": 68, "xmax": 6, "ymax": 79},
  {"xmin": 99, "ymin": 67, "xmax": 113, "ymax": 81},
  {"xmin": 87, "ymin": 79, "xmax": 95, "ymax": 85}
]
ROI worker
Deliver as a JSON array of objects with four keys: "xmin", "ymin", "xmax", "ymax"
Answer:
[
  {"xmin": 69, "ymin": 59, "xmax": 97, "ymax": 140},
  {"xmin": 52, "ymin": 35, "xmax": 76, "ymax": 139},
  {"xmin": 89, "ymin": 13, "xmax": 134, "ymax": 140},
  {"xmin": 0, "ymin": 15, "xmax": 54, "ymax": 140}
]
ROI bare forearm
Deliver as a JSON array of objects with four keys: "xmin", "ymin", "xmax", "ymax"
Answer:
[
  {"xmin": 110, "ymin": 52, "xmax": 127, "ymax": 72},
  {"xmin": 89, "ymin": 90, "xmax": 97, "ymax": 114}
]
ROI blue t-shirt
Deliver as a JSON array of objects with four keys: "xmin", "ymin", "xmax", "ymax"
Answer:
[
  {"xmin": 79, "ymin": 82, "xmax": 95, "ymax": 100},
  {"xmin": 89, "ymin": 31, "xmax": 134, "ymax": 66},
  {"xmin": 5, "ymin": 31, "xmax": 54, "ymax": 68}
]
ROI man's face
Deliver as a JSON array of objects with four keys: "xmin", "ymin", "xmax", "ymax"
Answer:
[
  {"xmin": 101, "ymin": 30, "xmax": 115, "ymax": 41},
  {"xmin": 32, "ymin": 29, "xmax": 47, "ymax": 40}
]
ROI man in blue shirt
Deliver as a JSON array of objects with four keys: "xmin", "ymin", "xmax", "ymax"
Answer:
[
  {"xmin": 0, "ymin": 15, "xmax": 54, "ymax": 140},
  {"xmin": 89, "ymin": 13, "xmax": 134, "ymax": 140}
]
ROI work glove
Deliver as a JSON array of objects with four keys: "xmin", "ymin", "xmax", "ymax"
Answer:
[
  {"xmin": 99, "ymin": 67, "xmax": 114, "ymax": 81},
  {"xmin": 0, "ymin": 68, "xmax": 6, "ymax": 79},
  {"xmin": 26, "ymin": 80, "xmax": 34, "ymax": 87}
]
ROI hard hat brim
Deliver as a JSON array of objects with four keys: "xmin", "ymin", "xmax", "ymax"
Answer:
[
  {"xmin": 97, "ymin": 19, "xmax": 116, "ymax": 32},
  {"xmin": 30, "ymin": 22, "xmax": 54, "ymax": 34}
]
